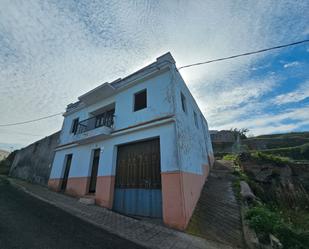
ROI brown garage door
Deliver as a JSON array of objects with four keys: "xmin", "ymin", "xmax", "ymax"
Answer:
[{"xmin": 113, "ymin": 138, "xmax": 162, "ymax": 217}]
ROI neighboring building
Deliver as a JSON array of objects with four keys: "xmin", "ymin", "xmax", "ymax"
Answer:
[
  {"xmin": 210, "ymin": 130, "xmax": 237, "ymax": 154},
  {"xmin": 210, "ymin": 130, "xmax": 236, "ymax": 144},
  {"xmin": 48, "ymin": 52, "xmax": 214, "ymax": 230}
]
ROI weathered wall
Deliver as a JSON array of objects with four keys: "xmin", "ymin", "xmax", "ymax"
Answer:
[{"xmin": 9, "ymin": 131, "xmax": 60, "ymax": 185}]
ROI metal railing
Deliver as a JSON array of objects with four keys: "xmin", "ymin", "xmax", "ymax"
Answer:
[{"xmin": 76, "ymin": 110, "xmax": 114, "ymax": 134}]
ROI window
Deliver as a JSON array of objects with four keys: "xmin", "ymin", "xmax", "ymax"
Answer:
[
  {"xmin": 194, "ymin": 111, "xmax": 199, "ymax": 128},
  {"xmin": 134, "ymin": 89, "xmax": 147, "ymax": 111},
  {"xmin": 181, "ymin": 92, "xmax": 186, "ymax": 113},
  {"xmin": 71, "ymin": 118, "xmax": 79, "ymax": 134}
]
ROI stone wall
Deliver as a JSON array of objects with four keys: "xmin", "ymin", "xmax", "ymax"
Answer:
[{"xmin": 9, "ymin": 131, "xmax": 60, "ymax": 185}]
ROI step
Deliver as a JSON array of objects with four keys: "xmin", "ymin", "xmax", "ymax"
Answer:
[{"xmin": 79, "ymin": 195, "xmax": 95, "ymax": 205}]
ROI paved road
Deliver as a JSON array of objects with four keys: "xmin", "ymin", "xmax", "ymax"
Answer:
[{"xmin": 0, "ymin": 178, "xmax": 145, "ymax": 249}]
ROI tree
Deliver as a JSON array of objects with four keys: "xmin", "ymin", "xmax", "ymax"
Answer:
[{"xmin": 230, "ymin": 128, "xmax": 249, "ymax": 139}]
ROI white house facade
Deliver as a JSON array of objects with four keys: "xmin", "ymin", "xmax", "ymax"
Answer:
[{"xmin": 48, "ymin": 52, "xmax": 214, "ymax": 230}]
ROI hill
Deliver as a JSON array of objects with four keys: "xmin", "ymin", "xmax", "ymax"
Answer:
[{"xmin": 242, "ymin": 131, "xmax": 309, "ymax": 162}]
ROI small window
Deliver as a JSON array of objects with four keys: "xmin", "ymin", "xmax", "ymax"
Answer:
[
  {"xmin": 194, "ymin": 112, "xmax": 199, "ymax": 128},
  {"xmin": 71, "ymin": 118, "xmax": 79, "ymax": 134},
  {"xmin": 181, "ymin": 92, "xmax": 186, "ymax": 113},
  {"xmin": 134, "ymin": 89, "xmax": 147, "ymax": 111}
]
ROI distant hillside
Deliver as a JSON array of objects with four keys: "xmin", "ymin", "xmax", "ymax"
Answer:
[{"xmin": 242, "ymin": 131, "xmax": 309, "ymax": 162}]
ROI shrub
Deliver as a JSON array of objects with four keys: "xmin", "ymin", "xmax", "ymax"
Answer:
[
  {"xmin": 246, "ymin": 205, "xmax": 309, "ymax": 248},
  {"xmin": 246, "ymin": 205, "xmax": 283, "ymax": 243}
]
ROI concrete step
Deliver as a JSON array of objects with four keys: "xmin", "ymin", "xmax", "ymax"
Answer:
[{"xmin": 79, "ymin": 195, "xmax": 95, "ymax": 205}]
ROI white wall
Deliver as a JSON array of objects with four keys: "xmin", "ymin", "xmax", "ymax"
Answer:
[
  {"xmin": 173, "ymin": 70, "xmax": 213, "ymax": 175},
  {"xmin": 52, "ymin": 64, "xmax": 213, "ymax": 179},
  {"xmin": 59, "ymin": 70, "xmax": 175, "ymax": 146},
  {"xmin": 50, "ymin": 122, "xmax": 178, "ymax": 179}
]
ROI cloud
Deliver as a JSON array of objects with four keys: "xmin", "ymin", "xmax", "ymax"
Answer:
[
  {"xmin": 214, "ymin": 106, "xmax": 309, "ymax": 135},
  {"xmin": 283, "ymin": 61, "xmax": 300, "ymax": 68},
  {"xmin": 273, "ymin": 80, "xmax": 309, "ymax": 105},
  {"xmin": 0, "ymin": 0, "xmax": 309, "ymax": 148},
  {"xmin": 193, "ymin": 75, "xmax": 277, "ymax": 128}
]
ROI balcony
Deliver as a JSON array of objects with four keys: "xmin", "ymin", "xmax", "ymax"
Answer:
[{"xmin": 73, "ymin": 110, "xmax": 115, "ymax": 144}]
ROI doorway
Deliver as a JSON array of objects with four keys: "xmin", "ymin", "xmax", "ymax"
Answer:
[
  {"xmin": 89, "ymin": 148, "xmax": 100, "ymax": 193},
  {"xmin": 61, "ymin": 154, "xmax": 72, "ymax": 191}
]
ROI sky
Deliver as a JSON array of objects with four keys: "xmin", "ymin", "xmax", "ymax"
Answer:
[{"xmin": 0, "ymin": 0, "xmax": 309, "ymax": 151}]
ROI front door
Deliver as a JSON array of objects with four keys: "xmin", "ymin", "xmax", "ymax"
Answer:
[
  {"xmin": 89, "ymin": 149, "xmax": 100, "ymax": 193},
  {"xmin": 61, "ymin": 154, "xmax": 72, "ymax": 191},
  {"xmin": 113, "ymin": 138, "xmax": 162, "ymax": 218}
]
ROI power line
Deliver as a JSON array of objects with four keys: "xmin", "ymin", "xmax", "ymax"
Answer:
[
  {"xmin": 1, "ymin": 39, "xmax": 308, "ymax": 128},
  {"xmin": 0, "ymin": 112, "xmax": 63, "ymax": 127},
  {"xmin": 178, "ymin": 39, "xmax": 309, "ymax": 70},
  {"xmin": 0, "ymin": 129, "xmax": 44, "ymax": 137}
]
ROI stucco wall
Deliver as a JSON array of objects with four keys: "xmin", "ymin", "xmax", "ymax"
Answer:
[
  {"xmin": 168, "ymin": 70, "xmax": 214, "ymax": 228},
  {"xmin": 59, "ymin": 69, "xmax": 175, "ymax": 146},
  {"xmin": 9, "ymin": 132, "xmax": 60, "ymax": 185},
  {"xmin": 50, "ymin": 122, "xmax": 177, "ymax": 180},
  {"xmin": 48, "ymin": 56, "xmax": 214, "ymax": 230},
  {"xmin": 173, "ymin": 70, "xmax": 213, "ymax": 174}
]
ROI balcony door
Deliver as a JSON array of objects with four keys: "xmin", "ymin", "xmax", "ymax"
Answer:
[{"xmin": 89, "ymin": 149, "xmax": 100, "ymax": 193}]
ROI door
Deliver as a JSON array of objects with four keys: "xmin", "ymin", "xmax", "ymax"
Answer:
[
  {"xmin": 89, "ymin": 149, "xmax": 100, "ymax": 193},
  {"xmin": 113, "ymin": 138, "xmax": 162, "ymax": 218},
  {"xmin": 61, "ymin": 154, "xmax": 72, "ymax": 191}
]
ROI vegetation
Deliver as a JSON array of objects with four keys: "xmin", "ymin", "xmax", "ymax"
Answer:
[
  {"xmin": 222, "ymin": 154, "xmax": 238, "ymax": 161},
  {"xmin": 246, "ymin": 204, "xmax": 309, "ymax": 248},
  {"xmin": 250, "ymin": 151, "xmax": 291, "ymax": 166},
  {"xmin": 259, "ymin": 143, "xmax": 309, "ymax": 162},
  {"xmin": 230, "ymin": 128, "xmax": 249, "ymax": 139},
  {"xmin": 225, "ymin": 150, "xmax": 309, "ymax": 248}
]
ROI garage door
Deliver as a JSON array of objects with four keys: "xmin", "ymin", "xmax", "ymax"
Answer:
[{"xmin": 113, "ymin": 138, "xmax": 162, "ymax": 218}]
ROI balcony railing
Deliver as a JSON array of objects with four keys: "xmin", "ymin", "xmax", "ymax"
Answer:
[{"xmin": 76, "ymin": 110, "xmax": 114, "ymax": 135}]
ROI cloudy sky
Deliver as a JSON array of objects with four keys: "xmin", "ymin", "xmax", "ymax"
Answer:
[{"xmin": 0, "ymin": 0, "xmax": 309, "ymax": 150}]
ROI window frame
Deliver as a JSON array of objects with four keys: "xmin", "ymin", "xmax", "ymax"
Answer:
[
  {"xmin": 133, "ymin": 89, "xmax": 147, "ymax": 112},
  {"xmin": 194, "ymin": 111, "xmax": 199, "ymax": 128},
  {"xmin": 71, "ymin": 118, "xmax": 79, "ymax": 134},
  {"xmin": 181, "ymin": 92, "xmax": 187, "ymax": 113}
]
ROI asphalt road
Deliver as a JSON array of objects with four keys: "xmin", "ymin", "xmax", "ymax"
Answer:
[{"xmin": 0, "ymin": 177, "xmax": 145, "ymax": 249}]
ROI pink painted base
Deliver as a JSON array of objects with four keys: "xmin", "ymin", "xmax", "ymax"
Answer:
[
  {"xmin": 95, "ymin": 176, "xmax": 115, "ymax": 209},
  {"xmin": 48, "ymin": 162, "xmax": 210, "ymax": 231},
  {"xmin": 161, "ymin": 163, "xmax": 209, "ymax": 230},
  {"xmin": 65, "ymin": 177, "xmax": 90, "ymax": 197},
  {"xmin": 48, "ymin": 178, "xmax": 62, "ymax": 192}
]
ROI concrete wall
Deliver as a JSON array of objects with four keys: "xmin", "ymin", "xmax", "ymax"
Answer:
[{"xmin": 9, "ymin": 132, "xmax": 60, "ymax": 185}]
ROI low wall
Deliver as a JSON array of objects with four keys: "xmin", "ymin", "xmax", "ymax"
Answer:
[{"xmin": 9, "ymin": 131, "xmax": 60, "ymax": 185}]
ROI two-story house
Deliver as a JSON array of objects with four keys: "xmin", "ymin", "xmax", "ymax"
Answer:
[{"xmin": 48, "ymin": 52, "xmax": 214, "ymax": 230}]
